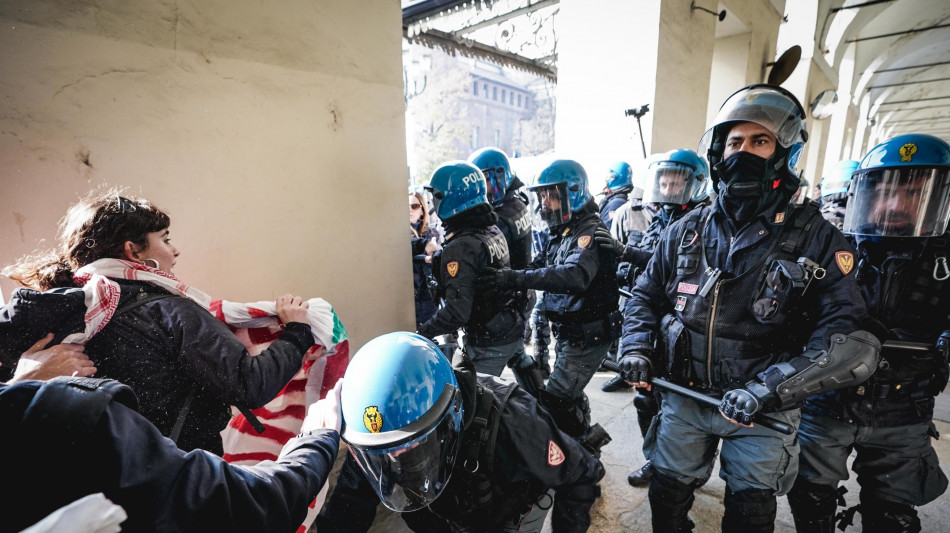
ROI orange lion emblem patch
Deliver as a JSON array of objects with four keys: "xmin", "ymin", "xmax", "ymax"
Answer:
[{"xmin": 363, "ymin": 406, "xmax": 383, "ymax": 433}]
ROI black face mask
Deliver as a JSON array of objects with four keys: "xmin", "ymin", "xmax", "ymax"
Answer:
[{"xmin": 715, "ymin": 151, "xmax": 786, "ymax": 226}]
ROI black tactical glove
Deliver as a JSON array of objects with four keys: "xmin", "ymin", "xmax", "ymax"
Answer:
[
  {"xmin": 594, "ymin": 227, "xmax": 625, "ymax": 258},
  {"xmin": 476, "ymin": 267, "xmax": 526, "ymax": 290},
  {"xmin": 719, "ymin": 387, "xmax": 771, "ymax": 426},
  {"xmin": 618, "ymin": 352, "xmax": 652, "ymax": 383}
]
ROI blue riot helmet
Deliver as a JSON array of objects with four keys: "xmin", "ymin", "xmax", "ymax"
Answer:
[
  {"xmin": 469, "ymin": 147, "xmax": 513, "ymax": 205},
  {"xmin": 821, "ymin": 160, "xmax": 859, "ymax": 198},
  {"xmin": 341, "ymin": 332, "xmax": 463, "ymax": 512},
  {"xmin": 641, "ymin": 149, "xmax": 710, "ymax": 206},
  {"xmin": 527, "ymin": 159, "xmax": 592, "ymax": 229},
  {"xmin": 425, "ymin": 161, "xmax": 489, "ymax": 220},
  {"xmin": 842, "ymin": 134, "xmax": 950, "ymax": 238},
  {"xmin": 605, "ymin": 161, "xmax": 633, "ymax": 193},
  {"xmin": 698, "ymin": 84, "xmax": 808, "ymax": 193}
]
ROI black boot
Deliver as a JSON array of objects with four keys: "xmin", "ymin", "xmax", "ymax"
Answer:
[
  {"xmin": 859, "ymin": 499, "xmax": 922, "ymax": 533},
  {"xmin": 539, "ymin": 389, "xmax": 589, "ymax": 438},
  {"xmin": 628, "ymin": 461, "xmax": 654, "ymax": 487},
  {"xmin": 787, "ymin": 479, "xmax": 838, "ymax": 533},
  {"xmin": 722, "ymin": 487, "xmax": 776, "ymax": 533},
  {"xmin": 602, "ymin": 374, "xmax": 633, "ymax": 392},
  {"xmin": 649, "ymin": 470, "xmax": 696, "ymax": 532}
]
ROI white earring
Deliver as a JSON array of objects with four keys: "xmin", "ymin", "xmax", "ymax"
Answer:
[{"xmin": 142, "ymin": 258, "xmax": 160, "ymax": 269}]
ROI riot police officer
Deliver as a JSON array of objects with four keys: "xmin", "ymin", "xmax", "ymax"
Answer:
[
  {"xmin": 469, "ymin": 147, "xmax": 533, "ymax": 271},
  {"xmin": 596, "ymin": 149, "xmax": 710, "ymax": 489},
  {"xmin": 618, "ymin": 84, "xmax": 881, "ymax": 532},
  {"xmin": 478, "ymin": 160, "xmax": 619, "ymax": 447},
  {"xmin": 599, "ymin": 161, "xmax": 635, "ymax": 227},
  {"xmin": 418, "ymin": 161, "xmax": 539, "ymax": 393},
  {"xmin": 819, "ymin": 159, "xmax": 859, "ymax": 230},
  {"xmin": 788, "ymin": 134, "xmax": 950, "ymax": 532},
  {"xmin": 328, "ymin": 332, "xmax": 604, "ymax": 533}
]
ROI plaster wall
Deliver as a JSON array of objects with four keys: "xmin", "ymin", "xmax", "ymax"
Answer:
[
  {"xmin": 721, "ymin": 0, "xmax": 782, "ymax": 86},
  {"xmin": 555, "ymin": 0, "xmax": 660, "ymax": 190},
  {"xmin": 707, "ymin": 32, "xmax": 752, "ymax": 127},
  {"xmin": 0, "ymin": 0, "xmax": 412, "ymax": 350},
  {"xmin": 651, "ymin": 0, "xmax": 717, "ymax": 153}
]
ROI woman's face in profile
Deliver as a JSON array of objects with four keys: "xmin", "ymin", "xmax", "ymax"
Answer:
[{"xmin": 137, "ymin": 229, "xmax": 180, "ymax": 273}]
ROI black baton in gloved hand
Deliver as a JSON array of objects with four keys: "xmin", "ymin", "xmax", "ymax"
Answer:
[{"xmin": 600, "ymin": 359, "xmax": 794, "ymax": 435}]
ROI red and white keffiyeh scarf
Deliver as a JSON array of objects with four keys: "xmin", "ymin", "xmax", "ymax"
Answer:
[{"xmin": 70, "ymin": 258, "xmax": 350, "ymax": 532}]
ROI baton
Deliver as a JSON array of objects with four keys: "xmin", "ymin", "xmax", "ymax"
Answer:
[
  {"xmin": 600, "ymin": 359, "xmax": 795, "ymax": 435},
  {"xmin": 618, "ymin": 288, "xmax": 634, "ymax": 299}
]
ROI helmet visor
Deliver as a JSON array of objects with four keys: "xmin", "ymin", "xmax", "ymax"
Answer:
[
  {"xmin": 483, "ymin": 167, "xmax": 507, "ymax": 205},
  {"xmin": 642, "ymin": 161, "xmax": 700, "ymax": 206},
  {"xmin": 842, "ymin": 167, "xmax": 950, "ymax": 237},
  {"xmin": 699, "ymin": 86, "xmax": 807, "ymax": 155},
  {"xmin": 529, "ymin": 182, "xmax": 571, "ymax": 229},
  {"xmin": 342, "ymin": 386, "xmax": 462, "ymax": 512}
]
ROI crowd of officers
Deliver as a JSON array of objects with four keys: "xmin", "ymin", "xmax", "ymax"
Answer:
[
  {"xmin": 351, "ymin": 83, "xmax": 949, "ymax": 533},
  {"xmin": 3, "ymin": 82, "xmax": 948, "ymax": 533}
]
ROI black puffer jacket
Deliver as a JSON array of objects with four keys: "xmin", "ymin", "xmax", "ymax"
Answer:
[{"xmin": 0, "ymin": 280, "xmax": 313, "ymax": 454}]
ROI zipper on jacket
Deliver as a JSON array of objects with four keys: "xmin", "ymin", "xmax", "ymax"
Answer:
[{"xmin": 706, "ymin": 280, "xmax": 722, "ymax": 387}]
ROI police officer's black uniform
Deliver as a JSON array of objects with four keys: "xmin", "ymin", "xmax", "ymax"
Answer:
[
  {"xmin": 494, "ymin": 176, "xmax": 533, "ymax": 271},
  {"xmin": 418, "ymin": 208, "xmax": 524, "ymax": 351},
  {"xmin": 316, "ymin": 353, "xmax": 604, "ymax": 533},
  {"xmin": 598, "ymin": 190, "xmax": 629, "ymax": 228},
  {"xmin": 789, "ymin": 235, "xmax": 950, "ymax": 531}
]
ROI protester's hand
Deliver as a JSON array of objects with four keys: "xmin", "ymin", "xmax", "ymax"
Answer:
[
  {"xmin": 424, "ymin": 237, "xmax": 441, "ymax": 256},
  {"xmin": 719, "ymin": 388, "xmax": 763, "ymax": 427},
  {"xmin": 303, "ymin": 345, "xmax": 326, "ymax": 364},
  {"xmin": 301, "ymin": 379, "xmax": 343, "ymax": 434},
  {"xmin": 619, "ymin": 351, "xmax": 652, "ymax": 389},
  {"xmin": 9, "ymin": 333, "xmax": 96, "ymax": 383},
  {"xmin": 276, "ymin": 294, "xmax": 310, "ymax": 324},
  {"xmin": 594, "ymin": 227, "xmax": 625, "ymax": 258}
]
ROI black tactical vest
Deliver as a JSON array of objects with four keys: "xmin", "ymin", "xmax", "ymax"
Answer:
[
  {"xmin": 495, "ymin": 194, "xmax": 533, "ymax": 270},
  {"xmin": 663, "ymin": 202, "xmax": 823, "ymax": 393}
]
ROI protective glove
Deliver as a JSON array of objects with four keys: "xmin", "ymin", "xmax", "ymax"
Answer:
[
  {"xmin": 593, "ymin": 227, "xmax": 625, "ymax": 258},
  {"xmin": 718, "ymin": 387, "xmax": 770, "ymax": 426},
  {"xmin": 476, "ymin": 267, "xmax": 526, "ymax": 290},
  {"xmin": 618, "ymin": 352, "xmax": 652, "ymax": 384}
]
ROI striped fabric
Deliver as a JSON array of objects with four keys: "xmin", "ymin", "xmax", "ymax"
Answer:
[{"xmin": 71, "ymin": 259, "xmax": 349, "ymax": 532}]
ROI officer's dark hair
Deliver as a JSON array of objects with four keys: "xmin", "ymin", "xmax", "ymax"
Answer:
[{"xmin": 3, "ymin": 188, "xmax": 170, "ymax": 290}]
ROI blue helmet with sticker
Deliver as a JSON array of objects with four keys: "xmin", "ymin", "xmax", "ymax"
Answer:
[
  {"xmin": 527, "ymin": 159, "xmax": 592, "ymax": 228},
  {"xmin": 341, "ymin": 332, "xmax": 463, "ymax": 512},
  {"xmin": 642, "ymin": 149, "xmax": 710, "ymax": 206},
  {"xmin": 698, "ymin": 84, "xmax": 808, "ymax": 193},
  {"xmin": 605, "ymin": 161, "xmax": 633, "ymax": 193},
  {"xmin": 821, "ymin": 160, "xmax": 859, "ymax": 198},
  {"xmin": 468, "ymin": 147, "xmax": 513, "ymax": 205},
  {"xmin": 843, "ymin": 134, "xmax": 950, "ymax": 238},
  {"xmin": 425, "ymin": 161, "xmax": 489, "ymax": 220}
]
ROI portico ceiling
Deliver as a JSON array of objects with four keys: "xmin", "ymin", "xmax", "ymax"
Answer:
[
  {"xmin": 401, "ymin": 0, "xmax": 559, "ymax": 80},
  {"xmin": 821, "ymin": 0, "xmax": 950, "ymax": 141}
]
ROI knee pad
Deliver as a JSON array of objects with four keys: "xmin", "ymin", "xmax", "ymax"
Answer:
[
  {"xmin": 787, "ymin": 479, "xmax": 839, "ymax": 519},
  {"xmin": 539, "ymin": 390, "xmax": 587, "ymax": 438},
  {"xmin": 722, "ymin": 487, "xmax": 776, "ymax": 533},
  {"xmin": 649, "ymin": 471, "xmax": 696, "ymax": 532},
  {"xmin": 859, "ymin": 498, "xmax": 921, "ymax": 533},
  {"xmin": 787, "ymin": 479, "xmax": 839, "ymax": 533}
]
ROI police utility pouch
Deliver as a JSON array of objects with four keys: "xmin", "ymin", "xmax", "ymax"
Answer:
[{"xmin": 750, "ymin": 258, "xmax": 810, "ymax": 324}]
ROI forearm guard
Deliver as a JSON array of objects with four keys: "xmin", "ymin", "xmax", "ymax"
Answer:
[{"xmin": 746, "ymin": 330, "xmax": 882, "ymax": 410}]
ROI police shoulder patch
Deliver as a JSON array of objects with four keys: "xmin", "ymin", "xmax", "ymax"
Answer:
[
  {"xmin": 446, "ymin": 261, "xmax": 459, "ymax": 277},
  {"xmin": 547, "ymin": 440, "xmax": 565, "ymax": 466},
  {"xmin": 835, "ymin": 251, "xmax": 854, "ymax": 275},
  {"xmin": 578, "ymin": 235, "xmax": 592, "ymax": 249},
  {"xmin": 363, "ymin": 406, "xmax": 383, "ymax": 433}
]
